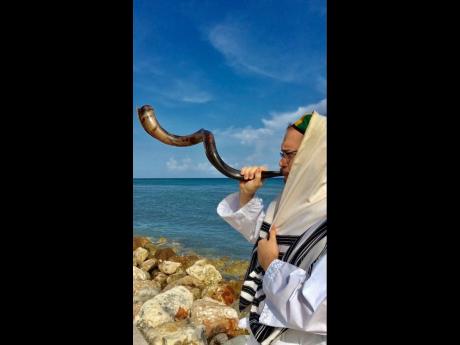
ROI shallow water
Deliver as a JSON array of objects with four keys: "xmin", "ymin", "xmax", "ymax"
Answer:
[{"xmin": 133, "ymin": 178, "xmax": 284, "ymax": 260}]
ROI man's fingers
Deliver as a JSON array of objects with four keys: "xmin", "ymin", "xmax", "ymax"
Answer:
[
  {"xmin": 269, "ymin": 226, "xmax": 277, "ymax": 242},
  {"xmin": 240, "ymin": 167, "xmax": 246, "ymax": 179},
  {"xmin": 255, "ymin": 168, "xmax": 262, "ymax": 181},
  {"xmin": 241, "ymin": 166, "xmax": 267, "ymax": 181}
]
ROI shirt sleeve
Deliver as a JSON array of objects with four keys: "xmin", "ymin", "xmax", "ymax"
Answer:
[
  {"xmin": 216, "ymin": 192, "xmax": 265, "ymax": 244},
  {"xmin": 259, "ymin": 255, "xmax": 327, "ymax": 334}
]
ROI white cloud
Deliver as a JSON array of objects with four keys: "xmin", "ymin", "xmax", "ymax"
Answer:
[
  {"xmin": 207, "ymin": 20, "xmax": 324, "ymax": 83},
  {"xmin": 166, "ymin": 157, "xmax": 220, "ymax": 174},
  {"xmin": 210, "ymin": 99, "xmax": 326, "ymax": 170},
  {"xmin": 263, "ymin": 99, "xmax": 327, "ymax": 129},
  {"xmin": 216, "ymin": 98, "xmax": 326, "ymax": 145},
  {"xmin": 169, "ymin": 79, "xmax": 213, "ymax": 104},
  {"xmin": 166, "ymin": 157, "xmax": 191, "ymax": 171},
  {"xmin": 135, "ymin": 60, "xmax": 213, "ymax": 104},
  {"xmin": 160, "ymin": 99, "xmax": 326, "ymax": 177}
]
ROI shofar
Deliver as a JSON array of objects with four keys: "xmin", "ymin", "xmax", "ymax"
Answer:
[{"xmin": 138, "ymin": 105, "xmax": 283, "ymax": 180}]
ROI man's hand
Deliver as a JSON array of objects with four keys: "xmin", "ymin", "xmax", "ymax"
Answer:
[
  {"xmin": 239, "ymin": 166, "xmax": 267, "ymax": 208},
  {"xmin": 258, "ymin": 225, "xmax": 280, "ymax": 271}
]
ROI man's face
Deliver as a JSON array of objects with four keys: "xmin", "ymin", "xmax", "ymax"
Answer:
[{"xmin": 279, "ymin": 127, "xmax": 303, "ymax": 182}]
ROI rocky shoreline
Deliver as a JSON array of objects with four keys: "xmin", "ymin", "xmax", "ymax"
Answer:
[{"xmin": 133, "ymin": 236, "xmax": 250, "ymax": 345}]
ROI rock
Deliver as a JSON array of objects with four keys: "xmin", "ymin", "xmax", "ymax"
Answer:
[
  {"xmin": 133, "ymin": 280, "xmax": 162, "ymax": 303},
  {"xmin": 133, "ymin": 247, "xmax": 149, "ymax": 266},
  {"xmin": 203, "ymin": 283, "xmax": 237, "ymax": 306},
  {"xmin": 133, "ymin": 323, "xmax": 149, "ymax": 345},
  {"xmin": 143, "ymin": 242, "xmax": 157, "ymax": 259},
  {"xmin": 223, "ymin": 335, "xmax": 250, "ymax": 345},
  {"xmin": 163, "ymin": 275, "xmax": 205, "ymax": 292},
  {"xmin": 166, "ymin": 271, "xmax": 187, "ymax": 285},
  {"xmin": 156, "ymin": 237, "xmax": 168, "ymax": 245},
  {"xmin": 135, "ymin": 286, "xmax": 194, "ymax": 330},
  {"xmin": 158, "ymin": 260, "xmax": 182, "ymax": 275},
  {"xmin": 154, "ymin": 247, "xmax": 177, "ymax": 261},
  {"xmin": 175, "ymin": 306, "xmax": 189, "ymax": 320},
  {"xmin": 209, "ymin": 333, "xmax": 229, "ymax": 345},
  {"xmin": 206, "ymin": 258, "xmax": 227, "ymax": 271},
  {"xmin": 163, "ymin": 275, "xmax": 205, "ymax": 300},
  {"xmin": 152, "ymin": 272, "xmax": 168, "ymax": 289},
  {"xmin": 225, "ymin": 280, "xmax": 244, "ymax": 298},
  {"xmin": 133, "ymin": 236, "xmax": 151, "ymax": 251},
  {"xmin": 133, "ymin": 266, "xmax": 150, "ymax": 281},
  {"xmin": 169, "ymin": 255, "xmax": 200, "ymax": 270},
  {"xmin": 141, "ymin": 258, "xmax": 158, "ymax": 272},
  {"xmin": 190, "ymin": 297, "xmax": 239, "ymax": 338},
  {"xmin": 133, "ymin": 302, "xmax": 143, "ymax": 319},
  {"xmin": 141, "ymin": 320, "xmax": 207, "ymax": 345},
  {"xmin": 190, "ymin": 287, "xmax": 203, "ymax": 301},
  {"xmin": 221, "ymin": 260, "xmax": 249, "ymax": 279},
  {"xmin": 186, "ymin": 260, "xmax": 222, "ymax": 285}
]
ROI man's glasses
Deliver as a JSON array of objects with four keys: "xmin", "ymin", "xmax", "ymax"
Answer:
[{"xmin": 279, "ymin": 150, "xmax": 298, "ymax": 160}]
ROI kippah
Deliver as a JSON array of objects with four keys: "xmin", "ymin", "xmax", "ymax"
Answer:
[{"xmin": 291, "ymin": 113, "xmax": 312, "ymax": 134}]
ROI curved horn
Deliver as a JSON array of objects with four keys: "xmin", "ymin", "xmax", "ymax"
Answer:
[{"xmin": 138, "ymin": 105, "xmax": 283, "ymax": 180}]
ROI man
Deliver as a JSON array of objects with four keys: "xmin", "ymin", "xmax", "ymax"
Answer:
[{"xmin": 217, "ymin": 112, "xmax": 327, "ymax": 345}]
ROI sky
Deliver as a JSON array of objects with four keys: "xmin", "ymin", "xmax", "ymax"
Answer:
[{"xmin": 134, "ymin": 0, "xmax": 326, "ymax": 178}]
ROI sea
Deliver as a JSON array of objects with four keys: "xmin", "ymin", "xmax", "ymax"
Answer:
[{"xmin": 133, "ymin": 178, "xmax": 284, "ymax": 260}]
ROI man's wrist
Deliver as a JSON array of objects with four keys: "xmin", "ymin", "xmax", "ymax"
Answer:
[{"xmin": 239, "ymin": 191, "xmax": 255, "ymax": 208}]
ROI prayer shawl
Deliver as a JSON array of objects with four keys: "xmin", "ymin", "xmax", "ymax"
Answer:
[{"xmin": 239, "ymin": 111, "xmax": 327, "ymax": 345}]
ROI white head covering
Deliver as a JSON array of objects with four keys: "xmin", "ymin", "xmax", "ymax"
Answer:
[{"xmin": 272, "ymin": 110, "xmax": 327, "ymax": 235}]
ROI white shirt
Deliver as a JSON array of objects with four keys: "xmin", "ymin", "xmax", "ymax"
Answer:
[{"xmin": 217, "ymin": 192, "xmax": 327, "ymax": 345}]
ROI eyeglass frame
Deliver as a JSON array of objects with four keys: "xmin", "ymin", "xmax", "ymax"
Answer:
[{"xmin": 279, "ymin": 150, "xmax": 298, "ymax": 160}]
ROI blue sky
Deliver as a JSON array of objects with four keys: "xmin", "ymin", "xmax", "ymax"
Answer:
[{"xmin": 134, "ymin": 0, "xmax": 326, "ymax": 178}]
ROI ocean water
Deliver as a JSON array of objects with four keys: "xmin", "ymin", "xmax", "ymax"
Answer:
[{"xmin": 133, "ymin": 178, "xmax": 284, "ymax": 260}]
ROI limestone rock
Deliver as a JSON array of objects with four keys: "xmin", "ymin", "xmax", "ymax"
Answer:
[
  {"xmin": 206, "ymin": 258, "xmax": 227, "ymax": 271},
  {"xmin": 141, "ymin": 258, "xmax": 158, "ymax": 272},
  {"xmin": 133, "ymin": 247, "xmax": 149, "ymax": 266},
  {"xmin": 154, "ymin": 247, "xmax": 176, "ymax": 261},
  {"xmin": 133, "ymin": 236, "xmax": 151, "ymax": 251},
  {"xmin": 223, "ymin": 335, "xmax": 250, "ymax": 345},
  {"xmin": 158, "ymin": 260, "xmax": 182, "ymax": 275},
  {"xmin": 186, "ymin": 260, "xmax": 222, "ymax": 285},
  {"xmin": 166, "ymin": 271, "xmax": 187, "ymax": 285},
  {"xmin": 169, "ymin": 255, "xmax": 201, "ymax": 270},
  {"xmin": 202, "ymin": 283, "xmax": 237, "ymax": 306},
  {"xmin": 141, "ymin": 320, "xmax": 207, "ymax": 345},
  {"xmin": 133, "ymin": 266, "xmax": 150, "ymax": 281},
  {"xmin": 133, "ymin": 323, "xmax": 149, "ymax": 345},
  {"xmin": 133, "ymin": 302, "xmax": 144, "ymax": 319},
  {"xmin": 164, "ymin": 275, "xmax": 204, "ymax": 291},
  {"xmin": 133, "ymin": 280, "xmax": 162, "ymax": 303},
  {"xmin": 135, "ymin": 286, "xmax": 194, "ymax": 330},
  {"xmin": 143, "ymin": 242, "xmax": 157, "ymax": 258},
  {"xmin": 152, "ymin": 272, "xmax": 168, "ymax": 289},
  {"xmin": 190, "ymin": 297, "xmax": 239, "ymax": 338},
  {"xmin": 156, "ymin": 237, "xmax": 168, "ymax": 245},
  {"xmin": 190, "ymin": 287, "xmax": 203, "ymax": 301},
  {"xmin": 221, "ymin": 260, "xmax": 249, "ymax": 279},
  {"xmin": 209, "ymin": 333, "xmax": 229, "ymax": 345}
]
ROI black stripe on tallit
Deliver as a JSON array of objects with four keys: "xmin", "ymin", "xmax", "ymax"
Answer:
[
  {"xmin": 308, "ymin": 243, "xmax": 327, "ymax": 275},
  {"xmin": 241, "ymin": 285, "xmax": 257, "ymax": 296},
  {"xmin": 289, "ymin": 223, "xmax": 327, "ymax": 266},
  {"xmin": 249, "ymin": 220, "xmax": 327, "ymax": 344}
]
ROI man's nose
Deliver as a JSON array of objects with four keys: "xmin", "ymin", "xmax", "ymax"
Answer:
[{"xmin": 279, "ymin": 158, "xmax": 286, "ymax": 168}]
